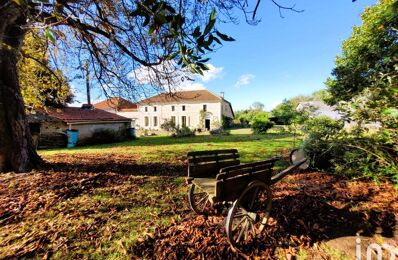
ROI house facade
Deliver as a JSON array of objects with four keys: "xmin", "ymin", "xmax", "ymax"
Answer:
[{"xmin": 136, "ymin": 90, "xmax": 234, "ymax": 131}]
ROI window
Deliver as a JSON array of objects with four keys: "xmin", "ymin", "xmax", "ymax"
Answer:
[
  {"xmin": 181, "ymin": 116, "xmax": 187, "ymax": 127},
  {"xmin": 144, "ymin": 116, "xmax": 149, "ymax": 127},
  {"xmin": 182, "ymin": 105, "xmax": 186, "ymax": 111},
  {"xmin": 171, "ymin": 116, "xmax": 176, "ymax": 124},
  {"xmin": 203, "ymin": 104, "xmax": 207, "ymax": 111},
  {"xmin": 171, "ymin": 105, "xmax": 175, "ymax": 111},
  {"xmin": 145, "ymin": 107, "xmax": 148, "ymax": 112},
  {"xmin": 154, "ymin": 106, "xmax": 157, "ymax": 112},
  {"xmin": 153, "ymin": 117, "xmax": 158, "ymax": 127}
]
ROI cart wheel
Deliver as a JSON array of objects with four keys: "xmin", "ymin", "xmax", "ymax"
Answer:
[
  {"xmin": 226, "ymin": 181, "xmax": 272, "ymax": 247},
  {"xmin": 289, "ymin": 149, "xmax": 309, "ymax": 170},
  {"xmin": 188, "ymin": 184, "xmax": 211, "ymax": 215}
]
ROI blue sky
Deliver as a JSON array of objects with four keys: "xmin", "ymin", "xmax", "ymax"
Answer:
[
  {"xmin": 193, "ymin": 0, "xmax": 377, "ymax": 111},
  {"xmin": 72, "ymin": 0, "xmax": 377, "ymax": 111}
]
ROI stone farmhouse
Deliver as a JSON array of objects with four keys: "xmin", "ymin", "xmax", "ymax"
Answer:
[{"xmin": 137, "ymin": 90, "xmax": 234, "ymax": 131}]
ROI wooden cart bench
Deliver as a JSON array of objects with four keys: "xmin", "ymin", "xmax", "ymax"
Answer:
[{"xmin": 186, "ymin": 149, "xmax": 307, "ymax": 246}]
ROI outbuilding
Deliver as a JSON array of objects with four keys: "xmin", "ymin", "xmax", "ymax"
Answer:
[{"xmin": 27, "ymin": 105, "xmax": 133, "ymax": 149}]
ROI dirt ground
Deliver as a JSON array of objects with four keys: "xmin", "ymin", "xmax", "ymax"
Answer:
[{"xmin": 1, "ymin": 154, "xmax": 397, "ymax": 259}]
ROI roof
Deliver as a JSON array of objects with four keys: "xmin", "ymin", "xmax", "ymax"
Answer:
[
  {"xmin": 223, "ymin": 99, "xmax": 235, "ymax": 118},
  {"xmin": 27, "ymin": 111, "xmax": 62, "ymax": 123},
  {"xmin": 33, "ymin": 107, "xmax": 131, "ymax": 123},
  {"xmin": 296, "ymin": 101, "xmax": 342, "ymax": 120},
  {"xmin": 93, "ymin": 97, "xmax": 137, "ymax": 111},
  {"xmin": 139, "ymin": 90, "xmax": 223, "ymax": 104}
]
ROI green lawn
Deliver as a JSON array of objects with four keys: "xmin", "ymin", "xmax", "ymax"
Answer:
[{"xmin": 40, "ymin": 128, "xmax": 298, "ymax": 164}]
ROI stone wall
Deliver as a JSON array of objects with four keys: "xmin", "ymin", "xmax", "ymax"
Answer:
[{"xmin": 36, "ymin": 121, "xmax": 130, "ymax": 149}]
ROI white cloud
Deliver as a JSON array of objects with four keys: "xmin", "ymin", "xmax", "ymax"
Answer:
[
  {"xmin": 178, "ymin": 81, "xmax": 206, "ymax": 91},
  {"xmin": 130, "ymin": 61, "xmax": 182, "ymax": 87},
  {"xmin": 235, "ymin": 74, "xmax": 255, "ymax": 88},
  {"xmin": 130, "ymin": 62, "xmax": 223, "ymax": 91},
  {"xmin": 200, "ymin": 64, "xmax": 224, "ymax": 82}
]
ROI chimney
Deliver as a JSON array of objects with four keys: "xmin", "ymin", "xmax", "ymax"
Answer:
[
  {"xmin": 220, "ymin": 92, "xmax": 224, "ymax": 98},
  {"xmin": 81, "ymin": 104, "xmax": 93, "ymax": 110},
  {"xmin": 85, "ymin": 60, "xmax": 91, "ymax": 105}
]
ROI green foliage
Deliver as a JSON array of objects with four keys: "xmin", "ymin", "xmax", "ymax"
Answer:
[
  {"xmin": 325, "ymin": 0, "xmax": 397, "ymax": 143},
  {"xmin": 18, "ymin": 31, "xmax": 72, "ymax": 109},
  {"xmin": 302, "ymin": 117, "xmax": 345, "ymax": 169},
  {"xmin": 270, "ymin": 89, "xmax": 329, "ymax": 126},
  {"xmin": 132, "ymin": 2, "xmax": 234, "ymax": 75},
  {"xmin": 89, "ymin": 129, "xmax": 126, "ymax": 145},
  {"xmin": 161, "ymin": 119, "xmax": 195, "ymax": 137},
  {"xmin": 160, "ymin": 119, "xmax": 176, "ymax": 133},
  {"xmin": 326, "ymin": 0, "xmax": 398, "ymax": 104},
  {"xmin": 271, "ymin": 100, "xmax": 299, "ymax": 125},
  {"xmin": 251, "ymin": 116, "xmax": 274, "ymax": 134},
  {"xmin": 210, "ymin": 128, "xmax": 230, "ymax": 136},
  {"xmin": 314, "ymin": 0, "xmax": 398, "ymax": 183},
  {"xmin": 235, "ymin": 110, "xmax": 271, "ymax": 126},
  {"xmin": 302, "ymin": 117, "xmax": 398, "ymax": 184},
  {"xmin": 199, "ymin": 110, "xmax": 212, "ymax": 130},
  {"xmin": 221, "ymin": 115, "xmax": 233, "ymax": 129},
  {"xmin": 173, "ymin": 126, "xmax": 195, "ymax": 138}
]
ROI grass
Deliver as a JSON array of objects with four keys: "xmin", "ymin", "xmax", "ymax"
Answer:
[{"xmin": 40, "ymin": 128, "xmax": 298, "ymax": 164}]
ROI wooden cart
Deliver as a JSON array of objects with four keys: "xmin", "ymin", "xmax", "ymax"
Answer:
[{"xmin": 186, "ymin": 149, "xmax": 307, "ymax": 246}]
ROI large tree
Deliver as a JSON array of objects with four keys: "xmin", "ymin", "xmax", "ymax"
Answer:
[
  {"xmin": 0, "ymin": 0, "xmax": 301, "ymax": 172},
  {"xmin": 319, "ymin": 0, "xmax": 397, "ymax": 179},
  {"xmin": 18, "ymin": 31, "xmax": 73, "ymax": 109},
  {"xmin": 325, "ymin": 0, "xmax": 397, "ymax": 146}
]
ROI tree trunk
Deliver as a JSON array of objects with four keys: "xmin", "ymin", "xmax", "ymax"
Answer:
[{"xmin": 0, "ymin": 4, "xmax": 41, "ymax": 172}]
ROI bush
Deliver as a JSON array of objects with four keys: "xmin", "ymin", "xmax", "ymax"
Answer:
[
  {"xmin": 89, "ymin": 129, "xmax": 125, "ymax": 144},
  {"xmin": 301, "ymin": 116, "xmax": 344, "ymax": 169},
  {"xmin": 210, "ymin": 128, "xmax": 230, "ymax": 136},
  {"xmin": 222, "ymin": 116, "xmax": 233, "ymax": 129},
  {"xmin": 302, "ymin": 116, "xmax": 398, "ymax": 184},
  {"xmin": 160, "ymin": 119, "xmax": 176, "ymax": 132},
  {"xmin": 161, "ymin": 119, "xmax": 195, "ymax": 137},
  {"xmin": 173, "ymin": 126, "xmax": 195, "ymax": 138},
  {"xmin": 251, "ymin": 116, "xmax": 274, "ymax": 134}
]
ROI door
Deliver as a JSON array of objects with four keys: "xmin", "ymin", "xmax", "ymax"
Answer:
[{"xmin": 205, "ymin": 119, "xmax": 210, "ymax": 131}]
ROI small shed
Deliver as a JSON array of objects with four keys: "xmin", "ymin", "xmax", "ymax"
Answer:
[{"xmin": 27, "ymin": 105, "xmax": 133, "ymax": 149}]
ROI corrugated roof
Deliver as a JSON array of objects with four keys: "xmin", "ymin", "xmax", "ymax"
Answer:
[
  {"xmin": 139, "ymin": 90, "xmax": 222, "ymax": 104},
  {"xmin": 42, "ymin": 107, "xmax": 131, "ymax": 123},
  {"xmin": 93, "ymin": 97, "xmax": 137, "ymax": 111}
]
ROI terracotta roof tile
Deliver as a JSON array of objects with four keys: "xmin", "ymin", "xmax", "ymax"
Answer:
[
  {"xmin": 93, "ymin": 97, "xmax": 137, "ymax": 111},
  {"xmin": 139, "ymin": 90, "xmax": 222, "ymax": 104},
  {"xmin": 43, "ymin": 107, "xmax": 131, "ymax": 123}
]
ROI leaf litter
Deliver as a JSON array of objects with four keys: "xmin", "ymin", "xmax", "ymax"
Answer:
[{"xmin": 0, "ymin": 153, "xmax": 397, "ymax": 259}]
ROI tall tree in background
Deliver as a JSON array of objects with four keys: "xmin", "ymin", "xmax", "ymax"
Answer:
[
  {"xmin": 0, "ymin": 0, "xmax": 302, "ymax": 172},
  {"xmin": 251, "ymin": 101, "xmax": 265, "ymax": 111},
  {"xmin": 18, "ymin": 31, "xmax": 72, "ymax": 109}
]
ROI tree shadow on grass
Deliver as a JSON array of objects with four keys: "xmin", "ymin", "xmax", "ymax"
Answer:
[{"xmin": 40, "ymin": 154, "xmax": 186, "ymax": 177}]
